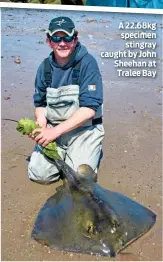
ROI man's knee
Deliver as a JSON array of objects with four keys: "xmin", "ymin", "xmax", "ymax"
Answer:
[
  {"xmin": 27, "ymin": 149, "xmax": 62, "ymax": 184},
  {"xmin": 28, "ymin": 161, "xmax": 60, "ymax": 184}
]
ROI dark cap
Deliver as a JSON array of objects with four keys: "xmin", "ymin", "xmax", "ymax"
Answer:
[{"xmin": 46, "ymin": 16, "xmax": 75, "ymax": 37}]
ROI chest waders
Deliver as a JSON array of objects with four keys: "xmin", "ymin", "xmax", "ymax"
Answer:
[
  {"xmin": 28, "ymin": 57, "xmax": 105, "ymax": 184},
  {"xmin": 44, "ymin": 57, "xmax": 103, "ymax": 126}
]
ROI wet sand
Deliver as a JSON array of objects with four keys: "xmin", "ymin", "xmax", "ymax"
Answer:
[{"xmin": 1, "ymin": 8, "xmax": 162, "ymax": 261}]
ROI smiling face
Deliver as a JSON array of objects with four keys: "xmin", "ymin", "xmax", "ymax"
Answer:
[{"xmin": 46, "ymin": 31, "xmax": 78, "ymax": 64}]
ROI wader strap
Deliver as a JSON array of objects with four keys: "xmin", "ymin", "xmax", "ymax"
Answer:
[
  {"xmin": 44, "ymin": 57, "xmax": 52, "ymax": 87},
  {"xmin": 72, "ymin": 60, "xmax": 81, "ymax": 85}
]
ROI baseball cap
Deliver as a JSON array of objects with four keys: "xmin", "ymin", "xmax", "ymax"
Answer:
[{"xmin": 46, "ymin": 16, "xmax": 75, "ymax": 37}]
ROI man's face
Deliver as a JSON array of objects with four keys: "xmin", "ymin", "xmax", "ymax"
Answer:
[{"xmin": 47, "ymin": 31, "xmax": 78, "ymax": 59}]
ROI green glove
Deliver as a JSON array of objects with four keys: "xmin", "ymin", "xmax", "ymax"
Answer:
[{"xmin": 16, "ymin": 118, "xmax": 60, "ymax": 160}]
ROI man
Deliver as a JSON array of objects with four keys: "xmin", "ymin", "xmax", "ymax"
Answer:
[{"xmin": 28, "ymin": 16, "xmax": 104, "ymax": 184}]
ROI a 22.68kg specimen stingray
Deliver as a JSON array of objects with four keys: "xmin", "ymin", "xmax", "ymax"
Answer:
[{"xmin": 31, "ymin": 157, "xmax": 156, "ymax": 257}]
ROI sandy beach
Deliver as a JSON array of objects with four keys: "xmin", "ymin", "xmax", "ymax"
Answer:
[{"xmin": 1, "ymin": 7, "xmax": 162, "ymax": 261}]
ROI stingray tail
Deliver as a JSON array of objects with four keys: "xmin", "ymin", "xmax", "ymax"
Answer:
[{"xmin": 44, "ymin": 155, "xmax": 79, "ymax": 188}]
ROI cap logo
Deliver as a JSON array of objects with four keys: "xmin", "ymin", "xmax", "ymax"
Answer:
[{"xmin": 54, "ymin": 19, "xmax": 66, "ymax": 27}]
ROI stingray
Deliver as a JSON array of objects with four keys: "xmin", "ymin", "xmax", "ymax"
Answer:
[{"xmin": 31, "ymin": 157, "xmax": 156, "ymax": 257}]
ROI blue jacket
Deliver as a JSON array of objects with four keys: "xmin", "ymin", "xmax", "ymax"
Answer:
[
  {"xmin": 33, "ymin": 42, "xmax": 103, "ymax": 112},
  {"xmin": 86, "ymin": 0, "xmax": 163, "ymax": 8}
]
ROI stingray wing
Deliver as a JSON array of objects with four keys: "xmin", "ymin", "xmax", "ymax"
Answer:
[{"xmin": 92, "ymin": 184, "xmax": 156, "ymax": 253}]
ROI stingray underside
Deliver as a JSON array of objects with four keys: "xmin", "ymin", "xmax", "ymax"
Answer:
[{"xmin": 31, "ymin": 182, "xmax": 156, "ymax": 257}]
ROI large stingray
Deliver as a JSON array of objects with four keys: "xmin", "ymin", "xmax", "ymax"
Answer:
[{"xmin": 31, "ymin": 157, "xmax": 156, "ymax": 257}]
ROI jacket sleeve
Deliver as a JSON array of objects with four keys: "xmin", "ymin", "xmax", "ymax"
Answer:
[
  {"xmin": 33, "ymin": 62, "xmax": 47, "ymax": 107},
  {"xmin": 79, "ymin": 55, "xmax": 103, "ymax": 111}
]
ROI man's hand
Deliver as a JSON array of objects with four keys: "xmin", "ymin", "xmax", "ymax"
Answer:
[{"xmin": 31, "ymin": 127, "xmax": 59, "ymax": 147}]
